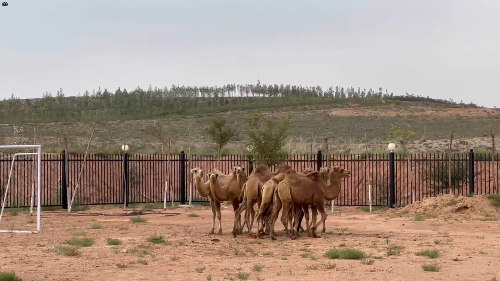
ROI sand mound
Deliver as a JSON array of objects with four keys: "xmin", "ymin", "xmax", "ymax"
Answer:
[{"xmin": 387, "ymin": 194, "xmax": 499, "ymax": 220}]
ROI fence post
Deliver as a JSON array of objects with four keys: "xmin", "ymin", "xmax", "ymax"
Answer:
[
  {"xmin": 316, "ymin": 150, "xmax": 322, "ymax": 171},
  {"xmin": 248, "ymin": 155, "xmax": 254, "ymax": 175},
  {"xmin": 123, "ymin": 152, "xmax": 129, "ymax": 208},
  {"xmin": 468, "ymin": 149, "xmax": 475, "ymax": 195},
  {"xmin": 61, "ymin": 150, "xmax": 68, "ymax": 209},
  {"xmin": 389, "ymin": 151, "xmax": 396, "ymax": 208},
  {"xmin": 180, "ymin": 151, "xmax": 186, "ymax": 204}
]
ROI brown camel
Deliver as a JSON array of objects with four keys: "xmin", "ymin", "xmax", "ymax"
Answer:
[
  {"xmin": 299, "ymin": 166, "xmax": 350, "ymax": 234},
  {"xmin": 255, "ymin": 167, "xmax": 331, "ymax": 238},
  {"xmin": 269, "ymin": 167, "xmax": 348, "ymax": 240},
  {"xmin": 232, "ymin": 164, "xmax": 292, "ymax": 238},
  {"xmin": 267, "ymin": 169, "xmax": 328, "ymax": 240},
  {"xmin": 191, "ymin": 167, "xmax": 246, "ymax": 234},
  {"xmin": 253, "ymin": 172, "xmax": 286, "ymax": 238}
]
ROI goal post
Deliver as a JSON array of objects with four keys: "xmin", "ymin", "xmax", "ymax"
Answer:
[{"xmin": 0, "ymin": 144, "xmax": 42, "ymax": 234}]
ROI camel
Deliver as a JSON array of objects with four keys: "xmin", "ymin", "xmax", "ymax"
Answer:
[
  {"xmin": 191, "ymin": 166, "xmax": 247, "ymax": 234},
  {"xmin": 207, "ymin": 166, "xmax": 248, "ymax": 234},
  {"xmin": 231, "ymin": 164, "xmax": 292, "ymax": 238},
  {"xmin": 254, "ymin": 167, "xmax": 330, "ymax": 238},
  {"xmin": 269, "ymin": 166, "xmax": 349, "ymax": 240},
  {"xmin": 253, "ymin": 173, "xmax": 286, "ymax": 238},
  {"xmin": 266, "ymin": 169, "xmax": 327, "ymax": 239},
  {"xmin": 299, "ymin": 166, "xmax": 350, "ymax": 234}
]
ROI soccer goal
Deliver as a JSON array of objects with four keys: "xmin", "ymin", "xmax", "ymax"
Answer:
[{"xmin": 0, "ymin": 144, "xmax": 42, "ymax": 234}]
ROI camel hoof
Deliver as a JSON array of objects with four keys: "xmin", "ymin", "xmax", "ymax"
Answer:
[
  {"xmin": 209, "ymin": 230, "xmax": 215, "ymax": 235},
  {"xmin": 322, "ymin": 229, "xmax": 326, "ymax": 233},
  {"xmin": 271, "ymin": 236, "xmax": 277, "ymax": 241}
]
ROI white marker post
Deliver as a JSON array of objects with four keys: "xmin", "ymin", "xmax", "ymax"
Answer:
[{"xmin": 368, "ymin": 184, "xmax": 372, "ymax": 213}]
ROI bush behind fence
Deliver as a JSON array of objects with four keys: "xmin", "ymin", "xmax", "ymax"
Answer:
[{"xmin": 0, "ymin": 150, "xmax": 498, "ymax": 208}]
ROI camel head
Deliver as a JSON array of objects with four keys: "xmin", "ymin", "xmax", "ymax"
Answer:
[
  {"xmin": 208, "ymin": 172, "xmax": 219, "ymax": 183},
  {"xmin": 233, "ymin": 166, "xmax": 246, "ymax": 177},
  {"xmin": 190, "ymin": 167, "xmax": 204, "ymax": 179},
  {"xmin": 331, "ymin": 166, "xmax": 350, "ymax": 178}
]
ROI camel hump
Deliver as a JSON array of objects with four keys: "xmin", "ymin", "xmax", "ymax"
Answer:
[
  {"xmin": 305, "ymin": 171, "xmax": 320, "ymax": 181},
  {"xmin": 252, "ymin": 165, "xmax": 270, "ymax": 175},
  {"xmin": 277, "ymin": 164, "xmax": 292, "ymax": 173},
  {"xmin": 285, "ymin": 169, "xmax": 297, "ymax": 175},
  {"xmin": 271, "ymin": 173, "xmax": 286, "ymax": 182}
]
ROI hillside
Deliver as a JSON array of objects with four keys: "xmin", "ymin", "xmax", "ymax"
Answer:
[{"xmin": 0, "ymin": 83, "xmax": 498, "ymax": 154}]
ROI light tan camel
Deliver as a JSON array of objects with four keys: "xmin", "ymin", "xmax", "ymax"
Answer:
[
  {"xmin": 207, "ymin": 166, "xmax": 248, "ymax": 234},
  {"xmin": 191, "ymin": 167, "xmax": 246, "ymax": 234},
  {"xmin": 232, "ymin": 164, "xmax": 292, "ymax": 238}
]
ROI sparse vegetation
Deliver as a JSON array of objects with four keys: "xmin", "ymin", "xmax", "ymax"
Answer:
[
  {"xmin": 487, "ymin": 194, "xmax": 500, "ymax": 206},
  {"xmin": 146, "ymin": 234, "xmax": 167, "ymax": 244},
  {"xmin": 130, "ymin": 217, "xmax": 147, "ymax": 223},
  {"xmin": 422, "ymin": 263, "xmax": 441, "ymax": 272},
  {"xmin": 66, "ymin": 237, "xmax": 94, "ymax": 247},
  {"xmin": 106, "ymin": 238, "xmax": 122, "ymax": 245},
  {"xmin": 195, "ymin": 267, "xmax": 206, "ymax": 273},
  {"xmin": 324, "ymin": 248, "xmax": 366, "ymax": 260},
  {"xmin": 253, "ymin": 264, "xmax": 264, "ymax": 272},
  {"xmin": 89, "ymin": 223, "xmax": 102, "ymax": 229},
  {"xmin": 387, "ymin": 244, "xmax": 403, "ymax": 256},
  {"xmin": 416, "ymin": 249, "xmax": 440, "ymax": 258},
  {"xmin": 0, "ymin": 271, "xmax": 21, "ymax": 281},
  {"xmin": 55, "ymin": 245, "xmax": 80, "ymax": 256},
  {"xmin": 187, "ymin": 213, "xmax": 200, "ymax": 217}
]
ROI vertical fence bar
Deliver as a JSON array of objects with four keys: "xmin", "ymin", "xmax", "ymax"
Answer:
[
  {"xmin": 61, "ymin": 150, "xmax": 67, "ymax": 209},
  {"xmin": 389, "ymin": 150, "xmax": 395, "ymax": 208},
  {"xmin": 123, "ymin": 152, "xmax": 129, "ymax": 208},
  {"xmin": 180, "ymin": 151, "xmax": 186, "ymax": 204},
  {"xmin": 469, "ymin": 149, "xmax": 475, "ymax": 195},
  {"xmin": 316, "ymin": 150, "xmax": 322, "ymax": 171}
]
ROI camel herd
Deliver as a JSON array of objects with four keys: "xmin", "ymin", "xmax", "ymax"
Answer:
[{"xmin": 190, "ymin": 164, "xmax": 350, "ymax": 240}]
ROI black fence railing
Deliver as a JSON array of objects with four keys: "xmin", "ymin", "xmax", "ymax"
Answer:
[{"xmin": 0, "ymin": 149, "xmax": 499, "ymax": 208}]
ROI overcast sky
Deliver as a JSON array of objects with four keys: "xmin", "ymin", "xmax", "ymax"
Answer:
[{"xmin": 1, "ymin": 0, "xmax": 499, "ymax": 107}]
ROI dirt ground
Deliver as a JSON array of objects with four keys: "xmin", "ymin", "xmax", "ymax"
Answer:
[{"xmin": 1, "ymin": 202, "xmax": 499, "ymax": 281}]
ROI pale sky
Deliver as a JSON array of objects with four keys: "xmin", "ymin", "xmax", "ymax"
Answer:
[{"xmin": 1, "ymin": 0, "xmax": 499, "ymax": 107}]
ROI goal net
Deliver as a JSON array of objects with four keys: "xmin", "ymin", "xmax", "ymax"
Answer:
[{"xmin": 0, "ymin": 145, "xmax": 42, "ymax": 234}]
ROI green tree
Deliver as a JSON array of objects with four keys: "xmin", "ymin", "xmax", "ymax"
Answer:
[
  {"xmin": 387, "ymin": 124, "xmax": 417, "ymax": 153},
  {"xmin": 206, "ymin": 116, "xmax": 236, "ymax": 161},
  {"xmin": 245, "ymin": 111, "xmax": 291, "ymax": 167}
]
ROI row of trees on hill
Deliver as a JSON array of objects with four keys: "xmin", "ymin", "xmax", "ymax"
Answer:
[{"xmin": 0, "ymin": 82, "xmax": 479, "ymax": 124}]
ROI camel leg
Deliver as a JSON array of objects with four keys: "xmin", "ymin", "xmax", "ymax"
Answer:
[
  {"xmin": 296, "ymin": 209, "xmax": 306, "ymax": 234},
  {"xmin": 300, "ymin": 205, "xmax": 311, "ymax": 237},
  {"xmin": 232, "ymin": 197, "xmax": 247, "ymax": 237},
  {"xmin": 214, "ymin": 201, "xmax": 222, "ymax": 235},
  {"xmin": 280, "ymin": 199, "xmax": 292, "ymax": 238},
  {"xmin": 255, "ymin": 201, "xmax": 271, "ymax": 238},
  {"xmin": 292, "ymin": 205, "xmax": 304, "ymax": 239},
  {"xmin": 209, "ymin": 199, "xmax": 216, "ymax": 235},
  {"xmin": 247, "ymin": 202, "xmax": 257, "ymax": 238},
  {"xmin": 311, "ymin": 203, "xmax": 328, "ymax": 238},
  {"xmin": 269, "ymin": 193, "xmax": 282, "ymax": 241},
  {"xmin": 231, "ymin": 200, "xmax": 243, "ymax": 234},
  {"xmin": 309, "ymin": 205, "xmax": 318, "ymax": 234}
]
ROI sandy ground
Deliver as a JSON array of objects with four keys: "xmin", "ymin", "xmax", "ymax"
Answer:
[{"xmin": 1, "ymin": 205, "xmax": 500, "ymax": 281}]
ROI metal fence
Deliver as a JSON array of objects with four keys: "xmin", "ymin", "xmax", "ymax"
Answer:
[{"xmin": 0, "ymin": 150, "xmax": 498, "ymax": 208}]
